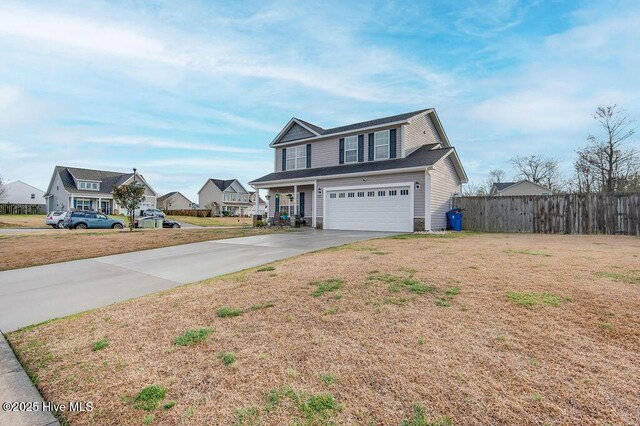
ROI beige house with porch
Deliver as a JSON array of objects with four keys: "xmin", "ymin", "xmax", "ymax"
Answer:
[{"xmin": 198, "ymin": 178, "xmax": 252, "ymax": 216}]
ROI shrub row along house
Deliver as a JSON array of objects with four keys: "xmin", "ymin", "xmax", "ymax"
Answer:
[
  {"xmin": 249, "ymin": 108, "xmax": 467, "ymax": 232},
  {"xmin": 44, "ymin": 166, "xmax": 157, "ymax": 214}
]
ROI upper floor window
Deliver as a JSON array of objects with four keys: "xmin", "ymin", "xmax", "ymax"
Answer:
[
  {"xmin": 344, "ymin": 135, "xmax": 358, "ymax": 164},
  {"xmin": 78, "ymin": 181, "xmax": 100, "ymax": 191},
  {"xmin": 31, "ymin": 193, "xmax": 35, "ymax": 199},
  {"xmin": 286, "ymin": 145, "xmax": 307, "ymax": 170},
  {"xmin": 374, "ymin": 130, "xmax": 390, "ymax": 160}
]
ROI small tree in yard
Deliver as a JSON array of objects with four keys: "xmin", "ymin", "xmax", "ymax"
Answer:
[{"xmin": 112, "ymin": 182, "xmax": 146, "ymax": 231}]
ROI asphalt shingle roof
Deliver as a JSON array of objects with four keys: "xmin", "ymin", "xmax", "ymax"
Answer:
[
  {"xmin": 157, "ymin": 192, "xmax": 178, "ymax": 203},
  {"xmin": 207, "ymin": 179, "xmax": 238, "ymax": 191},
  {"xmin": 274, "ymin": 108, "xmax": 431, "ymax": 145},
  {"xmin": 250, "ymin": 145, "xmax": 451, "ymax": 184},
  {"xmin": 493, "ymin": 182, "xmax": 518, "ymax": 191},
  {"xmin": 56, "ymin": 166, "xmax": 134, "ymax": 195}
]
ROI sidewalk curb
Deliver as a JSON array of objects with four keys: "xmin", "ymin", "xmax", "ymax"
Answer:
[{"xmin": 0, "ymin": 330, "xmax": 60, "ymax": 426}]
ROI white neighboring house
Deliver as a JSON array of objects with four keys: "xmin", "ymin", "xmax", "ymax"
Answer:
[
  {"xmin": 248, "ymin": 191, "xmax": 266, "ymax": 216},
  {"xmin": 490, "ymin": 180, "xmax": 553, "ymax": 196},
  {"xmin": 44, "ymin": 166, "xmax": 157, "ymax": 214},
  {"xmin": 157, "ymin": 191, "xmax": 195, "ymax": 210},
  {"xmin": 1, "ymin": 180, "xmax": 45, "ymax": 205},
  {"xmin": 198, "ymin": 179, "xmax": 252, "ymax": 216}
]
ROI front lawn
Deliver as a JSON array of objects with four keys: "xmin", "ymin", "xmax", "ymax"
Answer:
[
  {"xmin": 0, "ymin": 214, "xmax": 48, "ymax": 228},
  {"xmin": 0, "ymin": 227, "xmax": 280, "ymax": 271},
  {"xmin": 167, "ymin": 215, "xmax": 252, "ymax": 227},
  {"xmin": 7, "ymin": 233, "xmax": 640, "ymax": 425}
]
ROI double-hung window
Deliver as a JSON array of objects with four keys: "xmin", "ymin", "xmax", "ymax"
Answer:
[
  {"xmin": 374, "ymin": 130, "xmax": 390, "ymax": 160},
  {"xmin": 286, "ymin": 145, "xmax": 307, "ymax": 170},
  {"xmin": 344, "ymin": 135, "xmax": 358, "ymax": 163}
]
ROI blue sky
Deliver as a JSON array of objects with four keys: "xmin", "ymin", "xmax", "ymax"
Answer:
[{"xmin": 0, "ymin": 0, "xmax": 638, "ymax": 201}]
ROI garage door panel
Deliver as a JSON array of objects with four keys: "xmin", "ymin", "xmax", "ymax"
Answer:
[{"xmin": 325, "ymin": 186, "xmax": 412, "ymax": 232}]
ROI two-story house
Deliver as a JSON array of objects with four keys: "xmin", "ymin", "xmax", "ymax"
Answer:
[
  {"xmin": 249, "ymin": 108, "xmax": 467, "ymax": 232},
  {"xmin": 248, "ymin": 191, "xmax": 266, "ymax": 216},
  {"xmin": 198, "ymin": 178, "xmax": 252, "ymax": 216},
  {"xmin": 44, "ymin": 166, "xmax": 157, "ymax": 214}
]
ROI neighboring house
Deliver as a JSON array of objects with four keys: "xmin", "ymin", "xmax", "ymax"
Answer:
[
  {"xmin": 44, "ymin": 166, "xmax": 158, "ymax": 214},
  {"xmin": 1, "ymin": 180, "xmax": 45, "ymax": 205},
  {"xmin": 157, "ymin": 191, "xmax": 194, "ymax": 210},
  {"xmin": 490, "ymin": 180, "xmax": 553, "ymax": 196},
  {"xmin": 198, "ymin": 179, "xmax": 252, "ymax": 216},
  {"xmin": 249, "ymin": 108, "xmax": 468, "ymax": 232},
  {"xmin": 248, "ymin": 191, "xmax": 266, "ymax": 216}
]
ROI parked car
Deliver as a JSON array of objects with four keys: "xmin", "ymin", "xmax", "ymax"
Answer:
[
  {"xmin": 64, "ymin": 211, "xmax": 125, "ymax": 229},
  {"xmin": 45, "ymin": 211, "xmax": 68, "ymax": 228},
  {"xmin": 134, "ymin": 217, "xmax": 181, "ymax": 229},
  {"xmin": 142, "ymin": 208, "xmax": 165, "ymax": 218}
]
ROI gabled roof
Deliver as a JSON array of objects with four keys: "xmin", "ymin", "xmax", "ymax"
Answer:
[
  {"xmin": 492, "ymin": 182, "xmax": 517, "ymax": 192},
  {"xmin": 209, "ymin": 179, "xmax": 237, "ymax": 191},
  {"xmin": 157, "ymin": 191, "xmax": 193, "ymax": 204},
  {"xmin": 249, "ymin": 191, "xmax": 266, "ymax": 204},
  {"xmin": 54, "ymin": 166, "xmax": 134, "ymax": 195},
  {"xmin": 271, "ymin": 108, "xmax": 433, "ymax": 146},
  {"xmin": 251, "ymin": 145, "xmax": 459, "ymax": 184},
  {"xmin": 491, "ymin": 180, "xmax": 552, "ymax": 194}
]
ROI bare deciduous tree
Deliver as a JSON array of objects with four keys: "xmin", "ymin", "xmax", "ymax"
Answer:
[
  {"xmin": 510, "ymin": 155, "xmax": 562, "ymax": 191},
  {"xmin": 574, "ymin": 105, "xmax": 639, "ymax": 193},
  {"xmin": 485, "ymin": 168, "xmax": 506, "ymax": 192},
  {"xmin": 461, "ymin": 182, "xmax": 488, "ymax": 196}
]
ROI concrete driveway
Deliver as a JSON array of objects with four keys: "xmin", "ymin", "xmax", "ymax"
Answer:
[{"xmin": 0, "ymin": 229, "xmax": 392, "ymax": 332}]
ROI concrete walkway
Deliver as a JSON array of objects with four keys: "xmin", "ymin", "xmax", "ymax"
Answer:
[
  {"xmin": 0, "ymin": 229, "xmax": 391, "ymax": 332},
  {"xmin": 0, "ymin": 332, "xmax": 60, "ymax": 426}
]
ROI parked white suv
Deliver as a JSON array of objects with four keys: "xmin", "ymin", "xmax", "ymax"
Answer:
[
  {"xmin": 142, "ymin": 208, "xmax": 165, "ymax": 218},
  {"xmin": 45, "ymin": 211, "xmax": 68, "ymax": 229}
]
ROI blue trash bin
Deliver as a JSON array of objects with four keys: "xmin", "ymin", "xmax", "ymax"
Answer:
[{"xmin": 446, "ymin": 209, "xmax": 463, "ymax": 232}]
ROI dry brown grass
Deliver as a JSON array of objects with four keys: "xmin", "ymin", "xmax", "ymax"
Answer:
[
  {"xmin": 8, "ymin": 233, "xmax": 640, "ymax": 425},
  {"xmin": 0, "ymin": 228, "xmax": 279, "ymax": 271},
  {"xmin": 167, "ymin": 216, "xmax": 252, "ymax": 227},
  {"xmin": 0, "ymin": 214, "xmax": 48, "ymax": 228}
]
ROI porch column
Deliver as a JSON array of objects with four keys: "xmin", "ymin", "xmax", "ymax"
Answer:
[
  {"xmin": 424, "ymin": 170, "xmax": 432, "ymax": 231},
  {"xmin": 312, "ymin": 181, "xmax": 317, "ymax": 228},
  {"xmin": 293, "ymin": 185, "xmax": 298, "ymax": 215},
  {"xmin": 98, "ymin": 197, "xmax": 102, "ymax": 213},
  {"xmin": 254, "ymin": 189, "xmax": 259, "ymax": 215},
  {"xmin": 70, "ymin": 195, "xmax": 74, "ymax": 210}
]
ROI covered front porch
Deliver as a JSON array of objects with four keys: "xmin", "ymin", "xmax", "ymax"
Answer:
[
  {"xmin": 252, "ymin": 181, "xmax": 318, "ymax": 227},
  {"xmin": 69, "ymin": 195, "xmax": 114, "ymax": 214}
]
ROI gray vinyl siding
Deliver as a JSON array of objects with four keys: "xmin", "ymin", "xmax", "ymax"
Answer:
[
  {"xmin": 280, "ymin": 123, "xmax": 315, "ymax": 143},
  {"xmin": 198, "ymin": 180, "xmax": 223, "ymax": 207},
  {"xmin": 47, "ymin": 171, "xmax": 70, "ymax": 212},
  {"xmin": 404, "ymin": 113, "xmax": 442, "ymax": 155},
  {"xmin": 275, "ymin": 125, "xmax": 404, "ymax": 171},
  {"xmin": 429, "ymin": 156, "xmax": 461, "ymax": 230},
  {"xmin": 316, "ymin": 171, "xmax": 425, "ymax": 218}
]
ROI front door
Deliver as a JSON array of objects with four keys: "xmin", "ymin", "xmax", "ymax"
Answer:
[{"xmin": 299, "ymin": 192, "xmax": 305, "ymax": 217}]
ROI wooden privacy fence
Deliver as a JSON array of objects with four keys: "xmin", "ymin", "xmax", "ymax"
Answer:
[
  {"xmin": 453, "ymin": 193, "xmax": 640, "ymax": 236},
  {"xmin": 0, "ymin": 203, "xmax": 46, "ymax": 215},
  {"xmin": 166, "ymin": 209, "xmax": 213, "ymax": 217}
]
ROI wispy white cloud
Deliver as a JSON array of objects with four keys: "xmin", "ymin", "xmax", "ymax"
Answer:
[{"xmin": 84, "ymin": 136, "xmax": 266, "ymax": 154}]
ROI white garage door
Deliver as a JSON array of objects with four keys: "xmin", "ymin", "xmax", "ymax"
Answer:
[{"xmin": 324, "ymin": 185, "xmax": 412, "ymax": 232}]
